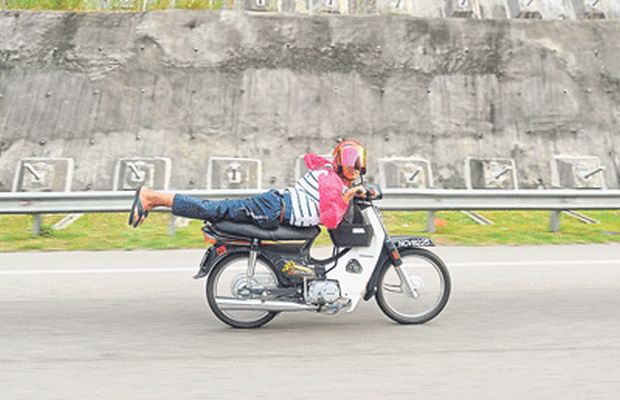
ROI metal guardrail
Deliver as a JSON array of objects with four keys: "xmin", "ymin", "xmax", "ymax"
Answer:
[
  {"xmin": 1, "ymin": 189, "xmax": 620, "ymax": 234},
  {"xmin": 0, "ymin": 190, "xmax": 262, "ymax": 214}
]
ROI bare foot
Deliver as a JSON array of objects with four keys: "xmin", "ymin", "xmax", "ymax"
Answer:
[
  {"xmin": 139, "ymin": 187, "xmax": 155, "ymax": 212},
  {"xmin": 131, "ymin": 187, "xmax": 175, "ymax": 227}
]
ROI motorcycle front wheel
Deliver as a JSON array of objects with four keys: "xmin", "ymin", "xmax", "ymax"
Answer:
[
  {"xmin": 206, "ymin": 252, "xmax": 280, "ymax": 329},
  {"xmin": 375, "ymin": 247, "xmax": 451, "ymax": 324}
]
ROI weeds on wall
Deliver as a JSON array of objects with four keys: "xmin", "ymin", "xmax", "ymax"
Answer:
[{"xmin": 1, "ymin": 0, "xmax": 233, "ymax": 11}]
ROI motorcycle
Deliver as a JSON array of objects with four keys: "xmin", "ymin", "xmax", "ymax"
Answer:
[{"xmin": 193, "ymin": 186, "xmax": 451, "ymax": 328}]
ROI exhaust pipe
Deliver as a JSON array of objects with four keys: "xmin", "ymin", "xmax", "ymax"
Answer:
[{"xmin": 216, "ymin": 298, "xmax": 318, "ymax": 312}]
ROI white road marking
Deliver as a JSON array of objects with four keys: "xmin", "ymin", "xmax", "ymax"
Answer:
[
  {"xmin": 449, "ymin": 259, "xmax": 620, "ymax": 267},
  {"xmin": 0, "ymin": 267, "xmax": 196, "ymax": 275},
  {"xmin": 0, "ymin": 258, "xmax": 619, "ymax": 275}
]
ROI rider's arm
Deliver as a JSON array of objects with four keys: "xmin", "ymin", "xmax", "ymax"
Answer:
[{"xmin": 317, "ymin": 172, "xmax": 349, "ymax": 230}]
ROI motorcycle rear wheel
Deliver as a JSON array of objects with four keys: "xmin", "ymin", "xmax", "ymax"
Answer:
[
  {"xmin": 206, "ymin": 253, "xmax": 280, "ymax": 329},
  {"xmin": 375, "ymin": 247, "xmax": 451, "ymax": 324}
]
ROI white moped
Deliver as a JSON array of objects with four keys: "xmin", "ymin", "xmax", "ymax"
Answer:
[{"xmin": 194, "ymin": 187, "xmax": 451, "ymax": 328}]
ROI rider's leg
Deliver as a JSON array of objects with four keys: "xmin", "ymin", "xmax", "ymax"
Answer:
[
  {"xmin": 172, "ymin": 190, "xmax": 283, "ymax": 229},
  {"xmin": 171, "ymin": 195, "xmax": 253, "ymax": 222},
  {"xmin": 137, "ymin": 188, "xmax": 284, "ymax": 228},
  {"xmin": 138, "ymin": 187, "xmax": 253, "ymax": 222}
]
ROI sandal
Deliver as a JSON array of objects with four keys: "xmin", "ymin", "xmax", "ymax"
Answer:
[{"xmin": 128, "ymin": 186, "xmax": 149, "ymax": 228}]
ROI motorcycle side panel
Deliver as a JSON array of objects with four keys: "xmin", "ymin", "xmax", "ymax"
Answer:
[
  {"xmin": 325, "ymin": 206, "xmax": 387, "ymax": 312},
  {"xmin": 260, "ymin": 243, "xmax": 309, "ymax": 285}
]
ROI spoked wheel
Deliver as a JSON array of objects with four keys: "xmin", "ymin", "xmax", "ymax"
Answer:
[
  {"xmin": 376, "ymin": 248, "xmax": 451, "ymax": 324},
  {"xmin": 206, "ymin": 253, "xmax": 280, "ymax": 329}
]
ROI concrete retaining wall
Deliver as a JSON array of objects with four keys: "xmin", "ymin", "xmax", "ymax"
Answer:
[{"xmin": 0, "ymin": 10, "xmax": 619, "ymax": 190}]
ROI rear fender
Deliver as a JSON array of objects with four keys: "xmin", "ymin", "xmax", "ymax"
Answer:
[{"xmin": 193, "ymin": 244, "xmax": 248, "ymax": 279}]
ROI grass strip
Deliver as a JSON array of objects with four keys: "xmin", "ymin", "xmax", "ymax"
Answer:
[{"xmin": 1, "ymin": 210, "xmax": 620, "ymax": 252}]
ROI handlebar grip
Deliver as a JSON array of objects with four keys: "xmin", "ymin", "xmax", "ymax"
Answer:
[{"xmin": 363, "ymin": 183, "xmax": 383, "ymax": 200}]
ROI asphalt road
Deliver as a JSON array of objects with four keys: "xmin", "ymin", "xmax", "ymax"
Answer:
[{"xmin": 1, "ymin": 245, "xmax": 619, "ymax": 400}]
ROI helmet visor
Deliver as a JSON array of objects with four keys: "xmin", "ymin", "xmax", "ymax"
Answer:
[{"xmin": 339, "ymin": 144, "xmax": 366, "ymax": 172}]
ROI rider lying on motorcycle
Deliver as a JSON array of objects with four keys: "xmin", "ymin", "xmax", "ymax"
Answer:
[{"xmin": 128, "ymin": 139, "xmax": 378, "ymax": 230}]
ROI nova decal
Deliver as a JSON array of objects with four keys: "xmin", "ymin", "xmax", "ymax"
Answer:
[{"xmin": 395, "ymin": 238, "xmax": 434, "ymax": 248}]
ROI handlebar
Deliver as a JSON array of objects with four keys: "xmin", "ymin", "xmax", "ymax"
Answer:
[{"xmin": 363, "ymin": 183, "xmax": 383, "ymax": 201}]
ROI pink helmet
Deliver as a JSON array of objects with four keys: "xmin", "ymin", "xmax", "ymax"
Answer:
[{"xmin": 332, "ymin": 139, "xmax": 367, "ymax": 179}]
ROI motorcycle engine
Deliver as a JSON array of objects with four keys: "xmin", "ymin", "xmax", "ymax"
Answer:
[{"xmin": 307, "ymin": 280, "xmax": 341, "ymax": 305}]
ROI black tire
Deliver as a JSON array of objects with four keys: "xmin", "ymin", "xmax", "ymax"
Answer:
[
  {"xmin": 206, "ymin": 252, "xmax": 279, "ymax": 329},
  {"xmin": 375, "ymin": 247, "xmax": 451, "ymax": 324}
]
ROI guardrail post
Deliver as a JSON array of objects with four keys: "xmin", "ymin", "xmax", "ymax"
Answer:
[
  {"xmin": 32, "ymin": 214, "xmax": 42, "ymax": 237},
  {"xmin": 549, "ymin": 211, "xmax": 561, "ymax": 232},
  {"xmin": 426, "ymin": 211, "xmax": 436, "ymax": 233},
  {"xmin": 169, "ymin": 214, "xmax": 176, "ymax": 237}
]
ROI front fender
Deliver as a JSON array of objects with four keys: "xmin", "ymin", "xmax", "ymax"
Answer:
[
  {"xmin": 362, "ymin": 235, "xmax": 434, "ymax": 301},
  {"xmin": 363, "ymin": 247, "xmax": 390, "ymax": 301}
]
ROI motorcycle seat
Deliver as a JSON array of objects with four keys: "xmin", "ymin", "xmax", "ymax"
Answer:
[{"xmin": 211, "ymin": 221, "xmax": 321, "ymax": 241}]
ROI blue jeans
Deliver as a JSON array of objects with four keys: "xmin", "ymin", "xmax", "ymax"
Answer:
[{"xmin": 172, "ymin": 189, "xmax": 293, "ymax": 230}]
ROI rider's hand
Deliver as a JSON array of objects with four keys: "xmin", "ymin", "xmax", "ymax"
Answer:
[
  {"xmin": 343, "ymin": 185, "xmax": 363, "ymax": 202},
  {"xmin": 353, "ymin": 185, "xmax": 366, "ymax": 197},
  {"xmin": 356, "ymin": 185, "xmax": 379, "ymax": 199},
  {"xmin": 367, "ymin": 187, "xmax": 379, "ymax": 199},
  {"xmin": 343, "ymin": 185, "xmax": 378, "ymax": 202}
]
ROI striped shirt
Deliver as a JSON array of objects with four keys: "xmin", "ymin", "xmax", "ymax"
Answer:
[{"xmin": 286, "ymin": 170, "xmax": 326, "ymax": 227}]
